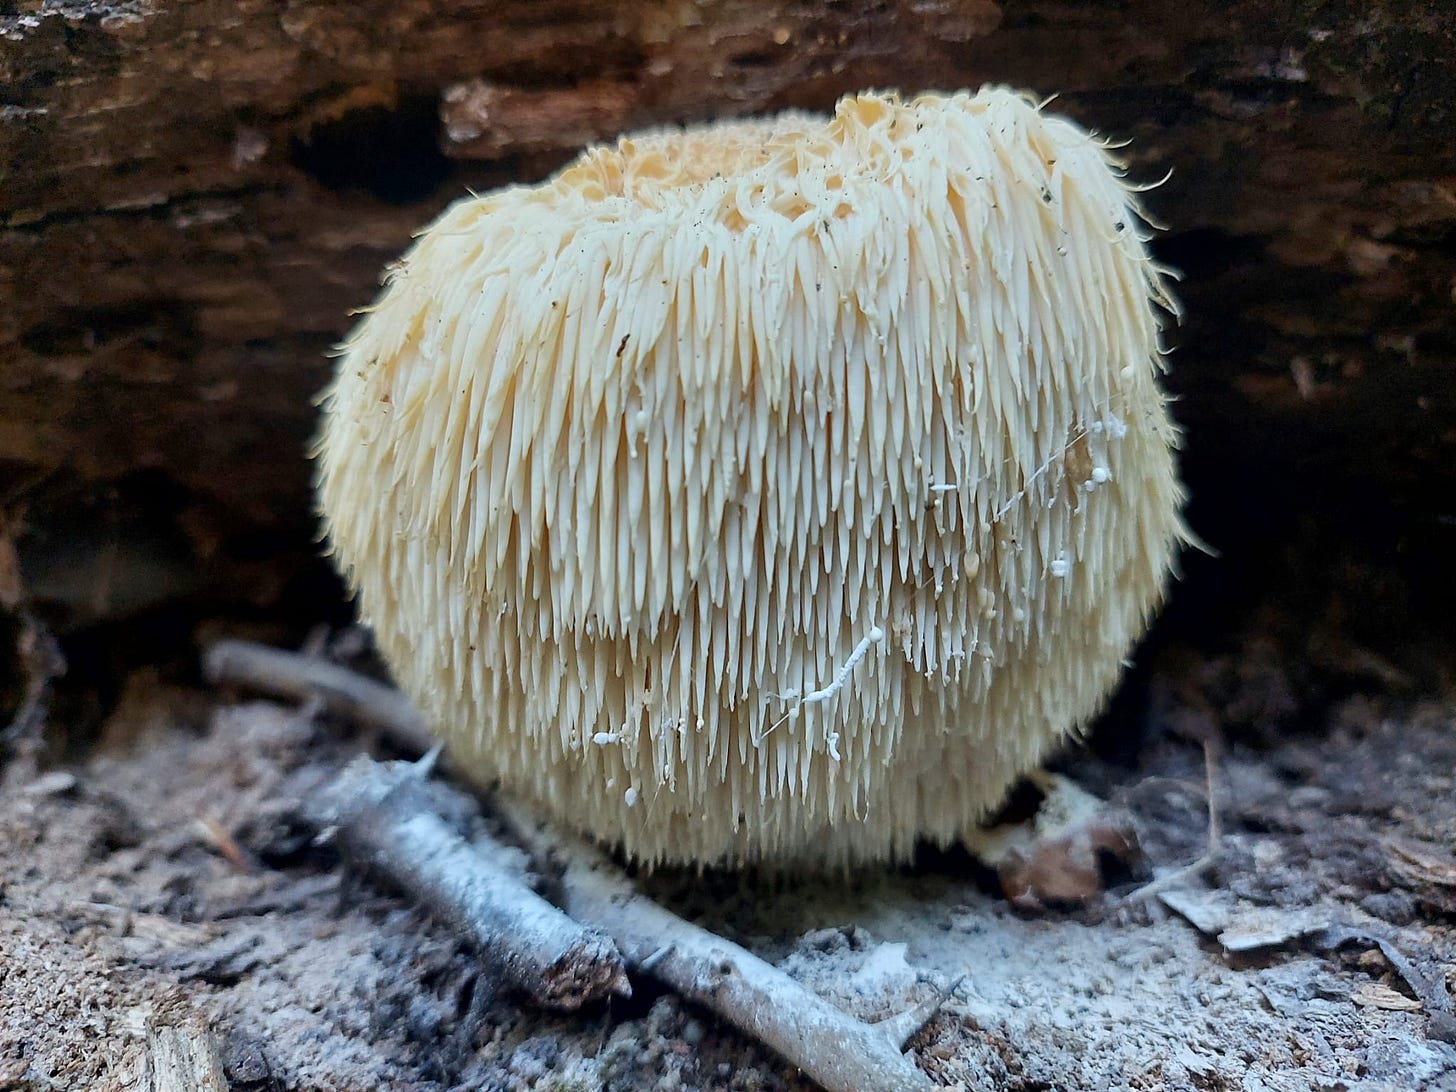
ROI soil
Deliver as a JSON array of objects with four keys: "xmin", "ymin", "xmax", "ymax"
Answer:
[{"xmin": 3, "ymin": 612, "xmax": 1454, "ymax": 1091}]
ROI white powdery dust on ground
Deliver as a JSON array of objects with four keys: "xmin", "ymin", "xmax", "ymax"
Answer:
[
  {"xmin": 4, "ymin": 682, "xmax": 1456, "ymax": 1091},
  {"xmin": 770, "ymin": 887, "xmax": 1456, "ymax": 1092}
]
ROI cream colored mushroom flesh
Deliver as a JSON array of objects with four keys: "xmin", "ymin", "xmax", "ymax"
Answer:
[{"xmin": 316, "ymin": 87, "xmax": 1187, "ymax": 866}]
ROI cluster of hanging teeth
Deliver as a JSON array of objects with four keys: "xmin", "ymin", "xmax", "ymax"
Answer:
[{"xmin": 315, "ymin": 86, "xmax": 1187, "ymax": 866}]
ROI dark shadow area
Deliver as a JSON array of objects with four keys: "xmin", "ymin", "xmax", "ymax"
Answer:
[{"xmin": 290, "ymin": 96, "xmax": 454, "ymax": 205}]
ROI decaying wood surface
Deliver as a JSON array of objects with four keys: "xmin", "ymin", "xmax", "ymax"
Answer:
[
  {"xmin": 3, "ymin": 0, "xmax": 1454, "ymax": 631},
  {"xmin": 138, "ymin": 1019, "xmax": 230, "ymax": 1092}
]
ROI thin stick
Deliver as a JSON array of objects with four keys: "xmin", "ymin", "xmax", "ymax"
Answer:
[
  {"xmin": 205, "ymin": 639, "xmax": 958, "ymax": 1085},
  {"xmin": 302, "ymin": 757, "xmax": 630, "ymax": 1011},
  {"xmin": 1202, "ymin": 735, "xmax": 1223, "ymax": 850},
  {"xmin": 204, "ymin": 639, "xmax": 436, "ymax": 753},
  {"xmin": 2, "ymin": 607, "xmax": 64, "ymax": 745},
  {"xmin": 876, "ymin": 975, "xmax": 966, "ymax": 1049},
  {"xmin": 1123, "ymin": 736, "xmax": 1223, "ymax": 904},
  {"xmin": 1316, "ymin": 927, "xmax": 1456, "ymax": 1046},
  {"xmin": 505, "ymin": 808, "xmax": 946, "ymax": 1092}
]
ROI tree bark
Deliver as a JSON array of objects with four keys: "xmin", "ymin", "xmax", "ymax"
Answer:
[{"xmin": 3, "ymin": 0, "xmax": 1453, "ymax": 631}]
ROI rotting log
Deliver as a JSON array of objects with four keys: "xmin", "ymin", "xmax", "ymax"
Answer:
[{"xmin": 2, "ymin": 0, "xmax": 1454, "ymax": 638}]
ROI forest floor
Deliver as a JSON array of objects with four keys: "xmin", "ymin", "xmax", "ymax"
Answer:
[{"xmin": 3, "ymin": 611, "xmax": 1455, "ymax": 1092}]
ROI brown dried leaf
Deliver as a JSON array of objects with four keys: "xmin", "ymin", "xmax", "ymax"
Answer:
[{"xmin": 969, "ymin": 774, "xmax": 1141, "ymax": 909}]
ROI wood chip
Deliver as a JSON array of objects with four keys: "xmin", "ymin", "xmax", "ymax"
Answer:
[
  {"xmin": 1351, "ymin": 982, "xmax": 1423, "ymax": 1012},
  {"xmin": 1386, "ymin": 835, "xmax": 1456, "ymax": 889}
]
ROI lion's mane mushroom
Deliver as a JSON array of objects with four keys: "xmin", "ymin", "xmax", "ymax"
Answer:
[{"xmin": 316, "ymin": 87, "xmax": 1187, "ymax": 867}]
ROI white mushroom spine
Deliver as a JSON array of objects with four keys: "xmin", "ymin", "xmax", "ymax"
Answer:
[{"xmin": 316, "ymin": 87, "xmax": 1188, "ymax": 867}]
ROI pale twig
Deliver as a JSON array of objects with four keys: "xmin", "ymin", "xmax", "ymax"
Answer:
[
  {"xmin": 301, "ymin": 757, "xmax": 630, "ymax": 1010},
  {"xmin": 875, "ymin": 975, "xmax": 966, "ymax": 1049},
  {"xmin": 203, "ymin": 638, "xmax": 436, "ymax": 754},
  {"xmin": 1123, "ymin": 736, "xmax": 1223, "ymax": 903},
  {"xmin": 2, "ymin": 607, "xmax": 64, "ymax": 745},
  {"xmin": 205, "ymin": 640, "xmax": 960, "ymax": 1086},
  {"xmin": 503, "ymin": 805, "xmax": 950, "ymax": 1092}
]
